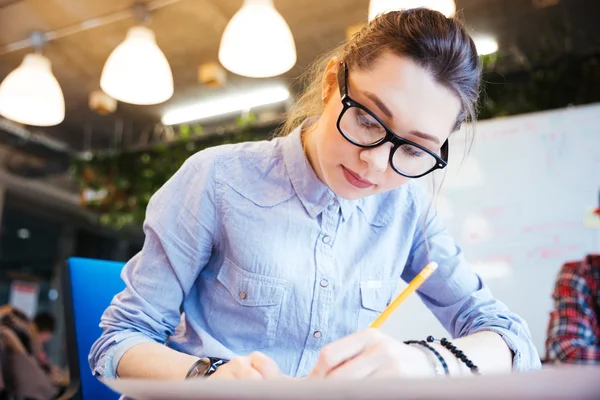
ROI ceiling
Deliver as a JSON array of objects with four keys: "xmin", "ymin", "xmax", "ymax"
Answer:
[{"xmin": 0, "ymin": 0, "xmax": 598, "ymax": 152}]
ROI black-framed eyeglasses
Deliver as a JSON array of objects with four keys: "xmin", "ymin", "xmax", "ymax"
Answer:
[{"xmin": 336, "ymin": 62, "xmax": 449, "ymax": 178}]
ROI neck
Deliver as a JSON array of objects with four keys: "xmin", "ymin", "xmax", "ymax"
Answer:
[{"xmin": 301, "ymin": 121, "xmax": 326, "ymax": 184}]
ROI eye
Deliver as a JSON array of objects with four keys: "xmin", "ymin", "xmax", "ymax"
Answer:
[
  {"xmin": 355, "ymin": 110, "xmax": 379, "ymax": 128},
  {"xmin": 400, "ymin": 145, "xmax": 426, "ymax": 158}
]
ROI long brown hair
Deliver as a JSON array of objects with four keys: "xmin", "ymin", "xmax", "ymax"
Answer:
[{"xmin": 279, "ymin": 8, "xmax": 481, "ymax": 136}]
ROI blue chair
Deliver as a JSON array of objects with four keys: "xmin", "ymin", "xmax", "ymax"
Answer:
[{"xmin": 61, "ymin": 257, "xmax": 125, "ymax": 400}]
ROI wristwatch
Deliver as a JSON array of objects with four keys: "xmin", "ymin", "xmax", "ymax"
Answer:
[{"xmin": 185, "ymin": 357, "xmax": 227, "ymax": 379}]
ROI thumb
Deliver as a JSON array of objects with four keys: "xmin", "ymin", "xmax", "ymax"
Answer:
[{"xmin": 248, "ymin": 352, "xmax": 283, "ymax": 378}]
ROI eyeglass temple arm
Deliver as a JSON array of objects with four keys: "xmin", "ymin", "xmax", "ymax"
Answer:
[
  {"xmin": 337, "ymin": 62, "xmax": 348, "ymax": 97},
  {"xmin": 441, "ymin": 140, "xmax": 449, "ymax": 163}
]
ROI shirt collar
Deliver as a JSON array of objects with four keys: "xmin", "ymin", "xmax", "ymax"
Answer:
[{"xmin": 281, "ymin": 121, "xmax": 358, "ymax": 221}]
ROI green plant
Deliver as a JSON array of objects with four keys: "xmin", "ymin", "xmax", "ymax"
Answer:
[
  {"xmin": 479, "ymin": 53, "xmax": 600, "ymax": 119},
  {"xmin": 477, "ymin": 14, "xmax": 600, "ymax": 118},
  {"xmin": 72, "ymin": 119, "xmax": 274, "ymax": 230}
]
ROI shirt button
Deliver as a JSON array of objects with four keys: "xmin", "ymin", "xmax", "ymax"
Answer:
[
  {"xmin": 322, "ymin": 235, "xmax": 331, "ymax": 244},
  {"xmin": 313, "ymin": 331, "xmax": 322, "ymax": 338},
  {"xmin": 320, "ymin": 279, "xmax": 329, "ymax": 288},
  {"xmin": 239, "ymin": 291, "xmax": 247, "ymax": 299}
]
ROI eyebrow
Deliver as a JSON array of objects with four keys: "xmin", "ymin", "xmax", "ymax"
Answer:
[
  {"xmin": 362, "ymin": 90, "xmax": 440, "ymax": 145},
  {"xmin": 363, "ymin": 91, "xmax": 393, "ymax": 120},
  {"xmin": 408, "ymin": 130, "xmax": 440, "ymax": 145}
]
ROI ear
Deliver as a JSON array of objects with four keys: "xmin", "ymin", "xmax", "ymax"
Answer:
[{"xmin": 321, "ymin": 57, "xmax": 341, "ymax": 104}]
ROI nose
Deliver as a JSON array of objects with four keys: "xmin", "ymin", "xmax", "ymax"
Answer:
[{"xmin": 359, "ymin": 143, "xmax": 392, "ymax": 172}]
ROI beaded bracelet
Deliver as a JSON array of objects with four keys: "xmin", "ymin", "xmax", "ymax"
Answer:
[
  {"xmin": 426, "ymin": 335, "xmax": 480, "ymax": 375},
  {"xmin": 404, "ymin": 340, "xmax": 449, "ymax": 376}
]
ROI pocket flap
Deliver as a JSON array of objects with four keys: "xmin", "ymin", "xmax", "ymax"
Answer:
[
  {"xmin": 217, "ymin": 155, "xmax": 295, "ymax": 207},
  {"xmin": 360, "ymin": 280, "xmax": 398, "ymax": 312},
  {"xmin": 217, "ymin": 258, "xmax": 286, "ymax": 307}
]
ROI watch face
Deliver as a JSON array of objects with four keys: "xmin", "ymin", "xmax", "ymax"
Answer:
[{"xmin": 187, "ymin": 358, "xmax": 211, "ymax": 379}]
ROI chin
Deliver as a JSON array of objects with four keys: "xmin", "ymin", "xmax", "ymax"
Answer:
[
  {"xmin": 332, "ymin": 187, "xmax": 362, "ymax": 200},
  {"xmin": 340, "ymin": 191, "xmax": 369, "ymax": 201}
]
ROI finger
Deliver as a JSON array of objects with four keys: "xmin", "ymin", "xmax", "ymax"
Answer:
[
  {"xmin": 224, "ymin": 356, "xmax": 250, "ymax": 372},
  {"xmin": 310, "ymin": 329, "xmax": 381, "ymax": 378},
  {"xmin": 211, "ymin": 356, "xmax": 250, "ymax": 379},
  {"xmin": 227, "ymin": 355, "xmax": 263, "ymax": 380},
  {"xmin": 209, "ymin": 365, "xmax": 236, "ymax": 379},
  {"xmin": 326, "ymin": 346, "xmax": 383, "ymax": 379},
  {"xmin": 233, "ymin": 365, "xmax": 262, "ymax": 380},
  {"xmin": 249, "ymin": 352, "xmax": 282, "ymax": 378},
  {"xmin": 235, "ymin": 369, "xmax": 262, "ymax": 380}
]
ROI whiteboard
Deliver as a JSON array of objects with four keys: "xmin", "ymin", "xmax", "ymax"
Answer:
[{"xmin": 382, "ymin": 103, "xmax": 600, "ymax": 358}]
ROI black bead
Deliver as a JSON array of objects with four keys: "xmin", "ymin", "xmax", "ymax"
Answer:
[
  {"xmin": 426, "ymin": 335, "xmax": 435, "ymax": 343},
  {"xmin": 460, "ymin": 354, "xmax": 468, "ymax": 362},
  {"xmin": 455, "ymin": 350, "xmax": 463, "ymax": 358},
  {"xmin": 441, "ymin": 338, "xmax": 448, "ymax": 345},
  {"xmin": 466, "ymin": 360, "xmax": 474, "ymax": 368}
]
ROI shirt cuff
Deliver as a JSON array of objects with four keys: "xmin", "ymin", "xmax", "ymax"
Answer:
[
  {"xmin": 93, "ymin": 333, "xmax": 157, "ymax": 379},
  {"xmin": 471, "ymin": 326, "xmax": 542, "ymax": 372}
]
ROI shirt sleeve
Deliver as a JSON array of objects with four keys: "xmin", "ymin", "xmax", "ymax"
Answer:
[
  {"xmin": 400, "ymin": 183, "xmax": 541, "ymax": 372},
  {"xmin": 88, "ymin": 151, "xmax": 220, "ymax": 379},
  {"xmin": 545, "ymin": 262, "xmax": 600, "ymax": 363}
]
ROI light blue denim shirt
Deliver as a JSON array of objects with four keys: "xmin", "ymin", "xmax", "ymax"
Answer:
[{"xmin": 89, "ymin": 124, "xmax": 541, "ymax": 378}]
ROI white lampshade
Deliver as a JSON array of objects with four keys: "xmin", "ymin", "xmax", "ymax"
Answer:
[
  {"xmin": 473, "ymin": 36, "xmax": 498, "ymax": 55},
  {"xmin": 100, "ymin": 26, "xmax": 173, "ymax": 105},
  {"xmin": 0, "ymin": 53, "xmax": 65, "ymax": 126},
  {"xmin": 368, "ymin": 0, "xmax": 456, "ymax": 21},
  {"xmin": 218, "ymin": 0, "xmax": 296, "ymax": 78}
]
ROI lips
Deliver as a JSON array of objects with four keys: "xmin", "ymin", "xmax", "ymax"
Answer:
[{"xmin": 342, "ymin": 166, "xmax": 374, "ymax": 189}]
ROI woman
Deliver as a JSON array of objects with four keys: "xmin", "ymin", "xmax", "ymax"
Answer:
[{"xmin": 90, "ymin": 8, "xmax": 540, "ymax": 380}]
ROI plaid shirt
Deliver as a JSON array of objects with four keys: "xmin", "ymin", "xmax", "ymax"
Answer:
[{"xmin": 546, "ymin": 254, "xmax": 600, "ymax": 364}]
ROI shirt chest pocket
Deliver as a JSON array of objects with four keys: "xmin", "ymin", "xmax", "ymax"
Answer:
[
  {"xmin": 209, "ymin": 257, "xmax": 287, "ymax": 352},
  {"xmin": 357, "ymin": 279, "xmax": 399, "ymax": 330}
]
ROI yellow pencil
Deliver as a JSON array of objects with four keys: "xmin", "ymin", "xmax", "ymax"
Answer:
[{"xmin": 370, "ymin": 262, "xmax": 439, "ymax": 329}]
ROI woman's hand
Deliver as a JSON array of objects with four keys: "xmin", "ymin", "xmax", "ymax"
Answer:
[
  {"xmin": 309, "ymin": 329, "xmax": 435, "ymax": 379},
  {"xmin": 209, "ymin": 352, "xmax": 285, "ymax": 380}
]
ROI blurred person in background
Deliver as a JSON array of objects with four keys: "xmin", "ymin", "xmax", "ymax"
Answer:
[
  {"xmin": 546, "ymin": 254, "xmax": 600, "ymax": 364},
  {"xmin": 34, "ymin": 312, "xmax": 56, "ymax": 371},
  {"xmin": 34, "ymin": 312, "xmax": 69, "ymax": 388},
  {"xmin": 0, "ymin": 305, "xmax": 58, "ymax": 399},
  {"xmin": 34, "ymin": 312, "xmax": 55, "ymax": 349}
]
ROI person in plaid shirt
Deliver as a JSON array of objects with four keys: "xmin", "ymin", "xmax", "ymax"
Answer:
[{"xmin": 546, "ymin": 254, "xmax": 600, "ymax": 363}]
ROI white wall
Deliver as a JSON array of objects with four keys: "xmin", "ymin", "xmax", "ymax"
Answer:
[{"xmin": 381, "ymin": 103, "xmax": 600, "ymax": 358}]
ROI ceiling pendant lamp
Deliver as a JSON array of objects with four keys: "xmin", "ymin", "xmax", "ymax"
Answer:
[
  {"xmin": 0, "ymin": 32, "xmax": 65, "ymax": 126},
  {"xmin": 100, "ymin": 25, "xmax": 173, "ymax": 105},
  {"xmin": 473, "ymin": 36, "xmax": 499, "ymax": 55},
  {"xmin": 368, "ymin": 0, "xmax": 456, "ymax": 21},
  {"xmin": 218, "ymin": 0, "xmax": 296, "ymax": 78}
]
